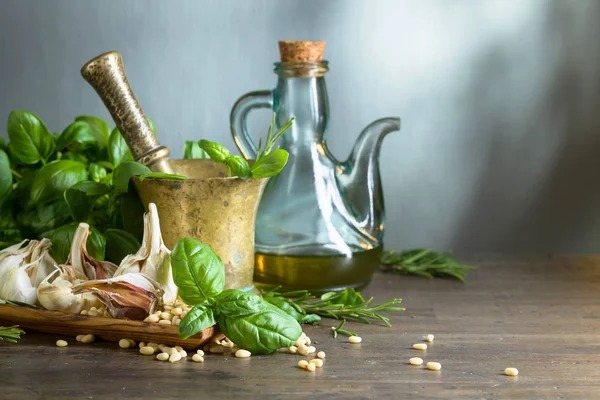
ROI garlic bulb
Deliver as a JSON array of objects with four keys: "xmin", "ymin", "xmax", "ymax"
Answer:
[
  {"xmin": 68, "ymin": 222, "xmax": 117, "ymax": 280},
  {"xmin": 72, "ymin": 273, "xmax": 164, "ymax": 320},
  {"xmin": 37, "ymin": 265, "xmax": 100, "ymax": 313},
  {"xmin": 0, "ymin": 239, "xmax": 57, "ymax": 305},
  {"xmin": 115, "ymin": 203, "xmax": 177, "ymax": 303}
]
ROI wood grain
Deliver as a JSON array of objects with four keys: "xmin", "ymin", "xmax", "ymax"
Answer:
[
  {"xmin": 0, "ymin": 305, "xmax": 213, "ymax": 350},
  {"xmin": 2, "ymin": 255, "xmax": 600, "ymax": 399}
]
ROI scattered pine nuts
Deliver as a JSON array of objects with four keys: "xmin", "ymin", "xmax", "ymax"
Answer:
[
  {"xmin": 295, "ymin": 337, "xmax": 306, "ymax": 347},
  {"xmin": 80, "ymin": 334, "xmax": 95, "ymax": 344},
  {"xmin": 148, "ymin": 314, "xmax": 159, "ymax": 323},
  {"xmin": 171, "ymin": 307, "xmax": 183, "ymax": 316},
  {"xmin": 413, "ymin": 343, "xmax": 428, "ymax": 350},
  {"xmin": 425, "ymin": 334, "xmax": 434, "ymax": 342},
  {"xmin": 298, "ymin": 344, "xmax": 310, "ymax": 356},
  {"xmin": 174, "ymin": 346, "xmax": 183, "ymax": 352},
  {"xmin": 158, "ymin": 319, "xmax": 172, "ymax": 325},
  {"xmin": 317, "ymin": 351, "xmax": 326, "ymax": 359},
  {"xmin": 76, "ymin": 335, "xmax": 83, "ymax": 342},
  {"xmin": 306, "ymin": 363, "xmax": 316, "ymax": 372},
  {"xmin": 87, "ymin": 310, "xmax": 99, "ymax": 317},
  {"xmin": 288, "ymin": 346, "xmax": 298, "ymax": 354},
  {"xmin": 196, "ymin": 349, "xmax": 204, "ymax": 356},
  {"xmin": 305, "ymin": 336, "xmax": 311, "ymax": 345},
  {"xmin": 167, "ymin": 347, "xmax": 179, "ymax": 355},
  {"xmin": 235, "ymin": 349, "xmax": 251, "ymax": 358},
  {"xmin": 139, "ymin": 342, "xmax": 146, "ymax": 348},
  {"xmin": 56, "ymin": 339, "xmax": 68, "ymax": 347},
  {"xmin": 409, "ymin": 357, "xmax": 423, "ymax": 366},
  {"xmin": 169, "ymin": 352, "xmax": 182, "ymax": 363},
  {"xmin": 156, "ymin": 353, "xmax": 169, "ymax": 361},
  {"xmin": 306, "ymin": 346, "xmax": 316, "ymax": 354},
  {"xmin": 192, "ymin": 354, "xmax": 204, "ymax": 363},
  {"xmin": 298, "ymin": 360, "xmax": 309, "ymax": 369},
  {"xmin": 140, "ymin": 346, "xmax": 155, "ymax": 355},
  {"xmin": 426, "ymin": 362, "xmax": 442, "ymax": 371},
  {"xmin": 504, "ymin": 367, "xmax": 519, "ymax": 376},
  {"xmin": 118, "ymin": 338, "xmax": 132, "ymax": 348},
  {"xmin": 127, "ymin": 339, "xmax": 136, "ymax": 347},
  {"xmin": 348, "ymin": 336, "xmax": 362, "ymax": 344},
  {"xmin": 80, "ymin": 310, "xmax": 88, "ymax": 315},
  {"xmin": 309, "ymin": 359, "xmax": 323, "ymax": 368},
  {"xmin": 180, "ymin": 350, "xmax": 187, "ymax": 358}
]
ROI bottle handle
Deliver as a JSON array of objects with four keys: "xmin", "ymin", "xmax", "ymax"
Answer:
[{"xmin": 230, "ymin": 90, "xmax": 273, "ymax": 159}]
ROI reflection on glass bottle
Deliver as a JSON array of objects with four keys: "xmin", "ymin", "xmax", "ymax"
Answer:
[{"xmin": 231, "ymin": 41, "xmax": 400, "ymax": 292}]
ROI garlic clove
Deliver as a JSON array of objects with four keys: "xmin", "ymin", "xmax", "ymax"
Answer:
[
  {"xmin": 67, "ymin": 223, "xmax": 118, "ymax": 280},
  {"xmin": 37, "ymin": 266, "xmax": 101, "ymax": 313}
]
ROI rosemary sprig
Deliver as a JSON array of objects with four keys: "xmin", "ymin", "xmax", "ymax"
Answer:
[
  {"xmin": 331, "ymin": 319, "xmax": 357, "ymax": 338},
  {"xmin": 380, "ymin": 249, "xmax": 477, "ymax": 282},
  {"xmin": 0, "ymin": 298, "xmax": 37, "ymax": 308},
  {"xmin": 255, "ymin": 113, "xmax": 295, "ymax": 160},
  {"xmin": 260, "ymin": 287, "xmax": 404, "ymax": 327},
  {"xmin": 0, "ymin": 325, "xmax": 25, "ymax": 343}
]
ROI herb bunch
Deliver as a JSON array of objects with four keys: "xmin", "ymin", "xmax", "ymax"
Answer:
[
  {"xmin": 380, "ymin": 249, "xmax": 477, "ymax": 282},
  {"xmin": 0, "ymin": 325, "xmax": 25, "ymax": 343},
  {"xmin": 260, "ymin": 287, "xmax": 404, "ymax": 326}
]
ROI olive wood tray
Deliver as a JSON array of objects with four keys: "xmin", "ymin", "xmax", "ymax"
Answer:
[{"xmin": 0, "ymin": 304, "xmax": 216, "ymax": 350}]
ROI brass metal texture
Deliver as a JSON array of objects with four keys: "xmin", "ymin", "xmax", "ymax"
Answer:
[
  {"xmin": 80, "ymin": 51, "xmax": 173, "ymax": 173},
  {"xmin": 134, "ymin": 159, "xmax": 268, "ymax": 290}
]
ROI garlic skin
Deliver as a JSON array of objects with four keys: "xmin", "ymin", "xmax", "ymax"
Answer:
[
  {"xmin": 72, "ymin": 273, "xmax": 164, "ymax": 320},
  {"xmin": 0, "ymin": 239, "xmax": 57, "ymax": 305},
  {"xmin": 68, "ymin": 223, "xmax": 117, "ymax": 280},
  {"xmin": 115, "ymin": 203, "xmax": 177, "ymax": 303},
  {"xmin": 37, "ymin": 266, "xmax": 100, "ymax": 313}
]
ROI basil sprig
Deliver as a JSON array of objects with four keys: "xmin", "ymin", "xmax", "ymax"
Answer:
[{"xmin": 171, "ymin": 238, "xmax": 302, "ymax": 354}]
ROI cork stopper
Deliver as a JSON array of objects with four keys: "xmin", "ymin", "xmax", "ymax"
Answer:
[{"xmin": 278, "ymin": 41, "xmax": 326, "ymax": 62}]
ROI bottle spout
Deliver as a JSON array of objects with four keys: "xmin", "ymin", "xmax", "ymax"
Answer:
[{"xmin": 337, "ymin": 117, "xmax": 400, "ymax": 243}]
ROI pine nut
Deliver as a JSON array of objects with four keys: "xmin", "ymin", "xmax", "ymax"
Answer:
[
  {"xmin": 306, "ymin": 363, "xmax": 316, "ymax": 372},
  {"xmin": 192, "ymin": 354, "xmax": 204, "ymax": 363},
  {"xmin": 87, "ymin": 310, "xmax": 99, "ymax": 317},
  {"xmin": 180, "ymin": 350, "xmax": 187, "ymax": 358},
  {"xmin": 298, "ymin": 344, "xmax": 309, "ymax": 356},
  {"xmin": 148, "ymin": 342, "xmax": 159, "ymax": 349},
  {"xmin": 171, "ymin": 307, "xmax": 183, "ymax": 316},
  {"xmin": 148, "ymin": 314, "xmax": 159, "ymax": 323},
  {"xmin": 76, "ymin": 335, "xmax": 83, "ymax": 342},
  {"xmin": 56, "ymin": 340, "xmax": 68, "ymax": 347},
  {"xmin": 426, "ymin": 334, "xmax": 434, "ymax": 342},
  {"xmin": 409, "ymin": 357, "xmax": 423, "ymax": 366},
  {"xmin": 309, "ymin": 359, "xmax": 323, "ymax": 368},
  {"xmin": 298, "ymin": 360, "xmax": 309, "ymax": 369},
  {"xmin": 169, "ymin": 352, "xmax": 182, "ymax": 363},
  {"xmin": 140, "ymin": 346, "xmax": 155, "ymax": 355},
  {"xmin": 160, "ymin": 312, "xmax": 173, "ymax": 320},
  {"xmin": 90, "ymin": 307, "xmax": 97, "ymax": 312},
  {"xmin": 235, "ymin": 349, "xmax": 251, "ymax": 358},
  {"xmin": 119, "ymin": 339, "xmax": 131, "ymax": 349},
  {"xmin": 288, "ymin": 346, "xmax": 298, "ymax": 354},
  {"xmin": 158, "ymin": 319, "xmax": 172, "ymax": 325},
  {"xmin": 172, "ymin": 317, "xmax": 180, "ymax": 325},
  {"xmin": 348, "ymin": 336, "xmax": 362, "ymax": 344},
  {"xmin": 127, "ymin": 339, "xmax": 136, "ymax": 347},
  {"xmin": 306, "ymin": 346, "xmax": 316, "ymax": 354},
  {"xmin": 80, "ymin": 310, "xmax": 88, "ymax": 315},
  {"xmin": 164, "ymin": 305, "xmax": 173, "ymax": 311},
  {"xmin": 295, "ymin": 337, "xmax": 306, "ymax": 347},
  {"xmin": 154, "ymin": 310, "xmax": 162, "ymax": 316},
  {"xmin": 81, "ymin": 334, "xmax": 95, "ymax": 344},
  {"xmin": 317, "ymin": 351, "xmax": 326, "ymax": 359},
  {"xmin": 426, "ymin": 362, "xmax": 442, "ymax": 371},
  {"xmin": 174, "ymin": 346, "xmax": 183, "ymax": 352},
  {"xmin": 504, "ymin": 367, "xmax": 519, "ymax": 376},
  {"xmin": 173, "ymin": 319, "xmax": 181, "ymax": 326},
  {"xmin": 305, "ymin": 336, "xmax": 311, "ymax": 345},
  {"xmin": 168, "ymin": 347, "xmax": 179, "ymax": 355},
  {"xmin": 139, "ymin": 341, "xmax": 146, "ymax": 348},
  {"xmin": 413, "ymin": 343, "xmax": 427, "ymax": 350},
  {"xmin": 156, "ymin": 353, "xmax": 169, "ymax": 361},
  {"xmin": 196, "ymin": 349, "xmax": 204, "ymax": 356}
]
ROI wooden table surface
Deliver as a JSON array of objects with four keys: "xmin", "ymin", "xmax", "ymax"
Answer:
[{"xmin": 2, "ymin": 255, "xmax": 600, "ymax": 399}]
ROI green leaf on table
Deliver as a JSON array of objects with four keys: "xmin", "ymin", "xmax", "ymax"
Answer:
[
  {"xmin": 250, "ymin": 149, "xmax": 288, "ymax": 178},
  {"xmin": 217, "ymin": 302, "xmax": 302, "ymax": 354},
  {"xmin": 0, "ymin": 149, "xmax": 13, "ymax": 207},
  {"xmin": 183, "ymin": 141, "xmax": 209, "ymax": 159},
  {"xmin": 64, "ymin": 181, "xmax": 111, "ymax": 222},
  {"xmin": 48, "ymin": 222, "xmax": 106, "ymax": 264},
  {"xmin": 112, "ymin": 161, "xmax": 151, "ymax": 195},
  {"xmin": 108, "ymin": 128, "xmax": 133, "ymax": 168},
  {"xmin": 171, "ymin": 238, "xmax": 225, "ymax": 305},
  {"xmin": 226, "ymin": 155, "xmax": 251, "ymax": 179},
  {"xmin": 74, "ymin": 116, "xmax": 110, "ymax": 149},
  {"xmin": 215, "ymin": 289, "xmax": 266, "ymax": 318},
  {"xmin": 30, "ymin": 160, "xmax": 88, "ymax": 206},
  {"xmin": 56, "ymin": 121, "xmax": 96, "ymax": 151},
  {"xmin": 198, "ymin": 140, "xmax": 230, "ymax": 163},
  {"xmin": 178, "ymin": 304, "xmax": 216, "ymax": 340},
  {"xmin": 7, "ymin": 111, "xmax": 55, "ymax": 165},
  {"xmin": 138, "ymin": 172, "xmax": 187, "ymax": 181},
  {"xmin": 104, "ymin": 228, "xmax": 141, "ymax": 264}
]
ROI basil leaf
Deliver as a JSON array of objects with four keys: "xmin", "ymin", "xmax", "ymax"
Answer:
[
  {"xmin": 17, "ymin": 199, "xmax": 71, "ymax": 237},
  {"xmin": 263, "ymin": 296, "xmax": 321, "ymax": 324},
  {"xmin": 30, "ymin": 160, "xmax": 88, "ymax": 206},
  {"xmin": 56, "ymin": 121, "xmax": 96, "ymax": 151},
  {"xmin": 198, "ymin": 140, "xmax": 230, "ymax": 163},
  {"xmin": 104, "ymin": 229, "xmax": 141, "ymax": 264},
  {"xmin": 108, "ymin": 128, "xmax": 133, "ymax": 168},
  {"xmin": 138, "ymin": 172, "xmax": 187, "ymax": 181},
  {"xmin": 251, "ymin": 149, "xmax": 289, "ymax": 178},
  {"xmin": 321, "ymin": 289, "xmax": 365, "ymax": 306},
  {"xmin": 64, "ymin": 181, "xmax": 111, "ymax": 222},
  {"xmin": 119, "ymin": 188, "xmax": 145, "ymax": 240},
  {"xmin": 112, "ymin": 161, "xmax": 151, "ymax": 195},
  {"xmin": 226, "ymin": 155, "xmax": 251, "ymax": 179},
  {"xmin": 183, "ymin": 141, "xmax": 209, "ymax": 159},
  {"xmin": 48, "ymin": 222, "xmax": 106, "ymax": 263},
  {"xmin": 178, "ymin": 304, "xmax": 216, "ymax": 340},
  {"xmin": 74, "ymin": 116, "xmax": 110, "ymax": 149},
  {"xmin": 171, "ymin": 238, "xmax": 225, "ymax": 304},
  {"xmin": 0, "ymin": 149, "xmax": 13, "ymax": 207},
  {"xmin": 7, "ymin": 111, "xmax": 55, "ymax": 165},
  {"xmin": 89, "ymin": 163, "xmax": 108, "ymax": 183},
  {"xmin": 215, "ymin": 289, "xmax": 266, "ymax": 318},
  {"xmin": 218, "ymin": 302, "xmax": 302, "ymax": 354}
]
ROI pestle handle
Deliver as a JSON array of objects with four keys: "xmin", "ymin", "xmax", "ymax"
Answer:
[{"xmin": 81, "ymin": 51, "xmax": 173, "ymax": 173}]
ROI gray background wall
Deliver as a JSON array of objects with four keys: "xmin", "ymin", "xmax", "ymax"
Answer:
[{"xmin": 1, "ymin": 0, "xmax": 599, "ymax": 253}]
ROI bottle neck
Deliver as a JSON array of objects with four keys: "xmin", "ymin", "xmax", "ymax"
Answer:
[{"xmin": 273, "ymin": 62, "xmax": 330, "ymax": 146}]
